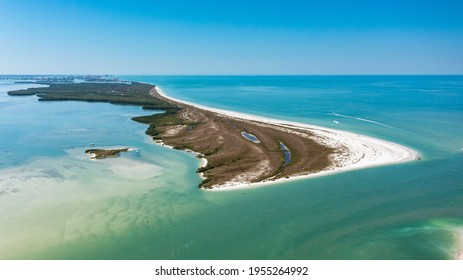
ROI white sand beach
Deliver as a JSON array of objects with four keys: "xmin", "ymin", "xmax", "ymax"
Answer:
[{"xmin": 153, "ymin": 86, "xmax": 419, "ymax": 190}]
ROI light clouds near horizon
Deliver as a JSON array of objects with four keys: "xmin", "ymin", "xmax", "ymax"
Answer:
[{"xmin": 1, "ymin": 0, "xmax": 462, "ymax": 74}]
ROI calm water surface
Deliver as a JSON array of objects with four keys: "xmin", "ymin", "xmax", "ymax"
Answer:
[{"xmin": 1, "ymin": 76, "xmax": 462, "ymax": 259}]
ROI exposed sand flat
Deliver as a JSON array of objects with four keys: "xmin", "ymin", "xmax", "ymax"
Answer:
[
  {"xmin": 153, "ymin": 86, "xmax": 419, "ymax": 190},
  {"xmin": 456, "ymin": 229, "xmax": 463, "ymax": 260}
]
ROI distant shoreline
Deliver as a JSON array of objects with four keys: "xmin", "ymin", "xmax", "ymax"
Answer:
[{"xmin": 152, "ymin": 85, "xmax": 419, "ymax": 190}]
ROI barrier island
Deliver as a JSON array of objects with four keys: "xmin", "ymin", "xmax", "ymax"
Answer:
[{"xmin": 9, "ymin": 81, "xmax": 418, "ymax": 189}]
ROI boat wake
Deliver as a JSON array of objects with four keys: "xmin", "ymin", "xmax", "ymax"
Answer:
[{"xmin": 331, "ymin": 113, "xmax": 394, "ymax": 128}]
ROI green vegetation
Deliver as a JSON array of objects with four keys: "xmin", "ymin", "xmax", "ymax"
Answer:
[
  {"xmin": 7, "ymin": 81, "xmax": 320, "ymax": 189},
  {"xmin": 8, "ymin": 82, "xmax": 176, "ymax": 109},
  {"xmin": 132, "ymin": 109, "xmax": 183, "ymax": 126},
  {"xmin": 198, "ymin": 178, "xmax": 212, "ymax": 189},
  {"xmin": 7, "ymin": 81, "xmax": 203, "ymax": 143},
  {"xmin": 132, "ymin": 109, "xmax": 205, "ymax": 140},
  {"xmin": 85, "ymin": 148, "xmax": 130, "ymax": 159},
  {"xmin": 8, "ymin": 81, "xmax": 190, "ymax": 141},
  {"xmin": 132, "ymin": 109, "xmax": 185, "ymax": 138},
  {"xmin": 172, "ymin": 145, "xmax": 194, "ymax": 150}
]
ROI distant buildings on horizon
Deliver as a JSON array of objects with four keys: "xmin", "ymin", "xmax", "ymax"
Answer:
[{"xmin": 0, "ymin": 74, "xmax": 122, "ymax": 83}]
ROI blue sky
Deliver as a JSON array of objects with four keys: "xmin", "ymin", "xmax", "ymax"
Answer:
[{"xmin": 1, "ymin": 0, "xmax": 462, "ymax": 74}]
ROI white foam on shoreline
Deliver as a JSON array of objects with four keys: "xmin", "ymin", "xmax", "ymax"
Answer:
[{"xmin": 153, "ymin": 86, "xmax": 420, "ymax": 191}]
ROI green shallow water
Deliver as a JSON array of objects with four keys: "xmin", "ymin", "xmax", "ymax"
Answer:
[{"xmin": 1, "ymin": 77, "xmax": 462, "ymax": 259}]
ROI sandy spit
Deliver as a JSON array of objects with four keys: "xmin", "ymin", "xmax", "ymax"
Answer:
[{"xmin": 153, "ymin": 86, "xmax": 419, "ymax": 191}]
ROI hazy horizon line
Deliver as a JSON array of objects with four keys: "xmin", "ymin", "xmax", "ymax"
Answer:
[{"xmin": 2, "ymin": 73, "xmax": 463, "ymax": 76}]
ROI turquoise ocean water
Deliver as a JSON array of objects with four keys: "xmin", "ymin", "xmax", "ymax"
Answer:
[{"xmin": 0, "ymin": 76, "xmax": 462, "ymax": 259}]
